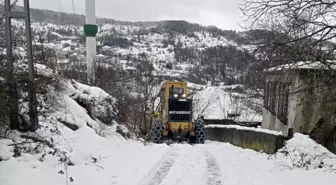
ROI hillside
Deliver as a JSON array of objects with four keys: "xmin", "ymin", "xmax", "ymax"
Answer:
[
  {"xmin": 1, "ymin": 6, "xmax": 336, "ymax": 185},
  {"xmin": 0, "ymin": 6, "xmax": 269, "ymax": 137},
  {"xmin": 1, "ymin": 5, "xmax": 259, "ymax": 86}
]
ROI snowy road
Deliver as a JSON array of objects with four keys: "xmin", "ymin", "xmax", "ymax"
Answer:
[
  {"xmin": 137, "ymin": 141, "xmax": 336, "ymax": 185},
  {"xmin": 139, "ymin": 144, "xmax": 222, "ymax": 185},
  {"xmin": 2, "ymin": 136, "xmax": 336, "ymax": 185}
]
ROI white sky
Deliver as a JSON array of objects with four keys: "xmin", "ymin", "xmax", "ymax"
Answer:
[{"xmin": 17, "ymin": 0, "xmax": 246, "ymax": 30}]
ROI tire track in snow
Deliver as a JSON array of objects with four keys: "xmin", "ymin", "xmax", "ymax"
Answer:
[
  {"xmin": 140, "ymin": 144, "xmax": 223, "ymax": 185},
  {"xmin": 159, "ymin": 144, "xmax": 208, "ymax": 185},
  {"xmin": 138, "ymin": 144, "xmax": 184, "ymax": 185},
  {"xmin": 204, "ymin": 150, "xmax": 222, "ymax": 185}
]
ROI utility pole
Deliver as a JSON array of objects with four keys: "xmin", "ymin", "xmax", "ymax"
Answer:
[
  {"xmin": 71, "ymin": 0, "xmax": 76, "ymax": 14},
  {"xmin": 4, "ymin": 0, "xmax": 39, "ymax": 131},
  {"xmin": 84, "ymin": 0, "xmax": 98, "ymax": 85},
  {"xmin": 4, "ymin": 0, "xmax": 19, "ymax": 130}
]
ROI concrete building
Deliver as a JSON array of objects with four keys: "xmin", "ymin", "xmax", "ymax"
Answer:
[{"xmin": 262, "ymin": 61, "xmax": 336, "ymax": 153}]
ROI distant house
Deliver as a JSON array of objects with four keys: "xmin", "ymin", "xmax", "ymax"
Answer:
[{"xmin": 262, "ymin": 61, "xmax": 336, "ymax": 153}]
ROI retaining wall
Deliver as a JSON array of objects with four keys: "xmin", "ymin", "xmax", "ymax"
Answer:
[
  {"xmin": 204, "ymin": 119, "xmax": 261, "ymax": 128},
  {"xmin": 206, "ymin": 125, "xmax": 284, "ymax": 154}
]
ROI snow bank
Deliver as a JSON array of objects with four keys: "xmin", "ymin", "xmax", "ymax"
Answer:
[
  {"xmin": 204, "ymin": 141, "xmax": 336, "ymax": 185},
  {"xmin": 272, "ymin": 133, "xmax": 336, "ymax": 170},
  {"xmin": 72, "ymin": 81, "xmax": 112, "ymax": 101},
  {"xmin": 11, "ymin": 61, "xmax": 124, "ymax": 139},
  {"xmin": 35, "ymin": 63, "xmax": 54, "ymax": 77},
  {"xmin": 61, "ymin": 80, "xmax": 118, "ymax": 126},
  {"xmin": 206, "ymin": 124, "xmax": 283, "ymax": 136},
  {"xmin": 0, "ymin": 139, "xmax": 14, "ymax": 161},
  {"xmin": 0, "ymin": 62, "xmax": 169, "ymax": 185},
  {"xmin": 55, "ymin": 94, "xmax": 96, "ymax": 129},
  {"xmin": 0, "ymin": 125, "xmax": 169, "ymax": 185}
]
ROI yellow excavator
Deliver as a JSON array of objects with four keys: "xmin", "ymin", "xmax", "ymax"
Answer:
[{"xmin": 150, "ymin": 81, "xmax": 205, "ymax": 144}]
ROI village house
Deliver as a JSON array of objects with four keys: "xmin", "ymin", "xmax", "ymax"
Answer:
[{"xmin": 262, "ymin": 61, "xmax": 336, "ymax": 153}]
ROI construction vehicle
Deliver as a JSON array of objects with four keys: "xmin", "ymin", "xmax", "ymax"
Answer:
[{"xmin": 150, "ymin": 81, "xmax": 205, "ymax": 144}]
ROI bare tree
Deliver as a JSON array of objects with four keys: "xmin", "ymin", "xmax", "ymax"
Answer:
[
  {"xmin": 33, "ymin": 31, "xmax": 57, "ymax": 69},
  {"xmin": 191, "ymin": 86, "xmax": 221, "ymax": 120},
  {"xmin": 240, "ymin": 0, "xmax": 336, "ymax": 66},
  {"xmin": 240, "ymin": 0, "xmax": 336, "ymax": 147},
  {"xmin": 133, "ymin": 60, "xmax": 159, "ymax": 136},
  {"xmin": 240, "ymin": 0, "xmax": 336, "ymax": 106}
]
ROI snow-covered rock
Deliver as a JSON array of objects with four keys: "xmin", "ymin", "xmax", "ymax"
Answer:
[
  {"xmin": 0, "ymin": 139, "xmax": 14, "ymax": 161},
  {"xmin": 65, "ymin": 80, "xmax": 118, "ymax": 126}
]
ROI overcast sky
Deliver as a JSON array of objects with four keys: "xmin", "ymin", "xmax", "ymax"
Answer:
[{"xmin": 18, "ymin": 0, "xmax": 246, "ymax": 30}]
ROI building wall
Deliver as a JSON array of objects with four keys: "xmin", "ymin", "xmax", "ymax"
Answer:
[
  {"xmin": 262, "ymin": 72, "xmax": 298, "ymax": 136},
  {"xmin": 302, "ymin": 70, "xmax": 336, "ymax": 146},
  {"xmin": 261, "ymin": 108, "xmax": 272, "ymax": 129},
  {"xmin": 288, "ymin": 73, "xmax": 304, "ymax": 134},
  {"xmin": 262, "ymin": 69, "xmax": 336, "ymax": 154},
  {"xmin": 263, "ymin": 69, "xmax": 336, "ymax": 149},
  {"xmin": 262, "ymin": 71, "xmax": 321, "ymax": 136},
  {"xmin": 262, "ymin": 108, "xmax": 289, "ymax": 135}
]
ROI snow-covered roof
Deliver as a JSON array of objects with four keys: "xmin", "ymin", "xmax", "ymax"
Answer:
[
  {"xmin": 57, "ymin": 58, "xmax": 70, "ymax": 64},
  {"xmin": 125, "ymin": 66, "xmax": 136, "ymax": 71},
  {"xmin": 264, "ymin": 60, "xmax": 336, "ymax": 72},
  {"xmin": 102, "ymin": 46, "xmax": 112, "ymax": 50},
  {"xmin": 119, "ymin": 60, "xmax": 128, "ymax": 64}
]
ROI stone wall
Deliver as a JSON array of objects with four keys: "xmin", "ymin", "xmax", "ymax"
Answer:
[{"xmin": 206, "ymin": 125, "xmax": 284, "ymax": 154}]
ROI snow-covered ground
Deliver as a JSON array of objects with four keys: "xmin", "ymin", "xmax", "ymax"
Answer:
[
  {"xmin": 0, "ymin": 134, "xmax": 168, "ymax": 185},
  {"xmin": 1, "ymin": 62, "xmax": 335, "ymax": 185},
  {"xmin": 1, "ymin": 133, "xmax": 336, "ymax": 185},
  {"xmin": 1, "ymin": 77, "xmax": 335, "ymax": 185}
]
